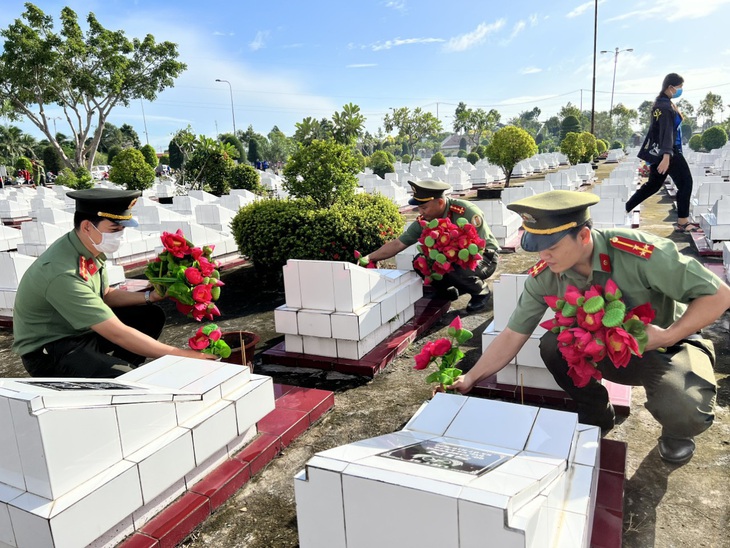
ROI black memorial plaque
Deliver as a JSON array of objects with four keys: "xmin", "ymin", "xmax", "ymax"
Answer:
[
  {"xmin": 20, "ymin": 380, "xmax": 136, "ymax": 391},
  {"xmin": 379, "ymin": 440, "xmax": 507, "ymax": 475}
]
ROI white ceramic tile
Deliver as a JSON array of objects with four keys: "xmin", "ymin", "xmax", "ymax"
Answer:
[
  {"xmin": 7, "ymin": 503, "xmax": 53, "ymax": 548},
  {"xmin": 226, "ymin": 424, "xmax": 258, "ymax": 456},
  {"xmin": 11, "ymin": 403, "xmax": 123, "ymax": 500},
  {"xmin": 516, "ymin": 335, "xmax": 544, "ymax": 368},
  {"xmin": 517, "ymin": 365, "xmax": 564, "ymax": 392},
  {"xmin": 182, "ymin": 400, "xmax": 237, "ymax": 465},
  {"xmin": 403, "ymin": 392, "xmax": 468, "ymax": 436},
  {"xmin": 115, "ymin": 402, "xmax": 178, "ymax": 458},
  {"xmin": 545, "ymin": 462, "xmax": 594, "ymax": 518},
  {"xmin": 341, "ymin": 474, "xmax": 459, "ymax": 548},
  {"xmin": 131, "ymin": 477, "xmax": 186, "ymax": 530},
  {"xmin": 571, "ymin": 425, "xmax": 601, "ymax": 467},
  {"xmin": 496, "ymin": 363, "xmax": 518, "ymax": 386},
  {"xmin": 408, "ymin": 277, "xmax": 424, "ymax": 304},
  {"xmin": 298, "ymin": 309, "xmax": 333, "ymax": 338},
  {"xmin": 282, "ymin": 260, "xmax": 302, "ymax": 308},
  {"xmin": 493, "ymin": 274, "xmax": 518, "ymax": 331},
  {"xmin": 333, "ymin": 263, "xmax": 372, "ymax": 313},
  {"xmin": 303, "ymin": 335, "xmax": 338, "ymax": 358},
  {"xmin": 509, "ymin": 493, "xmax": 549, "ymax": 547},
  {"xmin": 285, "ymin": 334, "xmax": 304, "ymax": 354},
  {"xmin": 330, "ymin": 302, "xmax": 381, "ymax": 341},
  {"xmin": 294, "ymin": 467, "xmax": 347, "ymax": 548},
  {"xmin": 525, "ymin": 408, "xmax": 578, "ymax": 459},
  {"xmin": 0, "ymin": 397, "xmax": 24, "ymax": 491},
  {"xmin": 458, "ymin": 500, "xmax": 524, "ymax": 548},
  {"xmin": 126, "ymin": 427, "xmax": 195, "ymax": 504},
  {"xmin": 482, "ymin": 321, "xmax": 515, "ymax": 364},
  {"xmin": 395, "ymin": 283, "xmax": 411, "ymax": 313},
  {"xmin": 223, "ymin": 376, "xmax": 275, "ymax": 436},
  {"xmin": 117, "ymin": 355, "xmax": 186, "ymax": 383},
  {"xmin": 299, "ymin": 261, "xmax": 335, "ymax": 311},
  {"xmin": 444, "ymin": 397, "xmax": 538, "ymax": 452},
  {"xmin": 274, "ymin": 305, "xmax": 299, "ymax": 335},
  {"xmin": 374, "ymin": 291, "xmax": 398, "ymax": 324}
]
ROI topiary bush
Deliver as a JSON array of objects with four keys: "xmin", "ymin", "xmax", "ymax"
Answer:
[
  {"xmin": 54, "ymin": 167, "xmax": 78, "ymax": 188},
  {"xmin": 560, "ymin": 115, "xmax": 582, "ymax": 141},
  {"xmin": 430, "ymin": 152, "xmax": 446, "ymax": 167},
  {"xmin": 688, "ymin": 134, "xmax": 703, "ymax": 152},
  {"xmin": 609, "ymin": 140, "xmax": 624, "ymax": 150},
  {"xmin": 596, "ymin": 139, "xmax": 607, "ymax": 155},
  {"xmin": 401, "ymin": 154, "xmax": 411, "ymax": 164},
  {"xmin": 578, "ymin": 132, "xmax": 598, "ymax": 163},
  {"xmin": 228, "ymin": 164, "xmax": 265, "ymax": 195},
  {"xmin": 457, "ymin": 149, "xmax": 468, "ymax": 158},
  {"xmin": 475, "ymin": 145, "xmax": 487, "ymax": 159},
  {"xmin": 283, "ymin": 139, "xmax": 360, "ymax": 207},
  {"xmin": 231, "ymin": 193, "xmax": 403, "ymax": 271},
  {"xmin": 369, "ymin": 150, "xmax": 395, "ymax": 179},
  {"xmin": 702, "ymin": 126, "xmax": 728, "ymax": 151},
  {"xmin": 73, "ymin": 167, "xmax": 94, "ymax": 190},
  {"xmin": 109, "ymin": 148, "xmax": 156, "ymax": 191},
  {"xmin": 43, "ymin": 146, "xmax": 63, "ymax": 175},
  {"xmin": 560, "ymin": 132, "xmax": 585, "ymax": 165},
  {"xmin": 107, "ymin": 145, "xmax": 122, "ymax": 165},
  {"xmin": 466, "ymin": 152, "xmax": 479, "ymax": 165},
  {"xmin": 139, "ymin": 144, "xmax": 158, "ymax": 168}
]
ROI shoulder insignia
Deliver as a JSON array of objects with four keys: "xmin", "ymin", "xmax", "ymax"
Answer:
[
  {"xmin": 449, "ymin": 204, "xmax": 465, "ymax": 215},
  {"xmin": 599, "ymin": 253, "xmax": 611, "ymax": 272},
  {"xmin": 529, "ymin": 259, "xmax": 548, "ymax": 278},
  {"xmin": 609, "ymin": 236, "xmax": 654, "ymax": 259},
  {"xmin": 471, "ymin": 214, "xmax": 483, "ymax": 228},
  {"xmin": 79, "ymin": 255, "xmax": 98, "ymax": 281}
]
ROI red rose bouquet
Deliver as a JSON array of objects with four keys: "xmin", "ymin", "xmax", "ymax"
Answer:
[
  {"xmin": 188, "ymin": 323, "xmax": 231, "ymax": 358},
  {"xmin": 540, "ymin": 279, "xmax": 655, "ymax": 387},
  {"xmin": 144, "ymin": 229, "xmax": 224, "ymax": 321},
  {"xmin": 413, "ymin": 218, "xmax": 485, "ymax": 285},
  {"xmin": 413, "ymin": 316, "xmax": 473, "ymax": 388}
]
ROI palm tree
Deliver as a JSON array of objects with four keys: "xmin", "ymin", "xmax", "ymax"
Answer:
[{"xmin": 332, "ymin": 103, "xmax": 365, "ymax": 146}]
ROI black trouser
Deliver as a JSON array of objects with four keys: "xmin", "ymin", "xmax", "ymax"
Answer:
[
  {"xmin": 626, "ymin": 149, "xmax": 693, "ymax": 218},
  {"xmin": 539, "ymin": 331, "xmax": 716, "ymax": 438},
  {"xmin": 21, "ymin": 305, "xmax": 166, "ymax": 378},
  {"xmin": 413, "ymin": 250, "xmax": 498, "ymax": 297}
]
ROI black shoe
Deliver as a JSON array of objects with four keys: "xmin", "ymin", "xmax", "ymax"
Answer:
[
  {"xmin": 434, "ymin": 287, "xmax": 460, "ymax": 301},
  {"xmin": 466, "ymin": 291, "xmax": 492, "ymax": 313},
  {"xmin": 658, "ymin": 436, "xmax": 695, "ymax": 464}
]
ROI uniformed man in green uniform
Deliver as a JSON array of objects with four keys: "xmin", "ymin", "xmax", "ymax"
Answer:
[
  {"xmin": 451, "ymin": 190, "xmax": 730, "ymax": 464},
  {"xmin": 361, "ymin": 180, "xmax": 501, "ymax": 313},
  {"xmin": 13, "ymin": 188, "xmax": 214, "ymax": 378}
]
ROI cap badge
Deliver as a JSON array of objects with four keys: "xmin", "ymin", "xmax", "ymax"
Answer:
[{"xmin": 521, "ymin": 213, "xmax": 537, "ymax": 224}]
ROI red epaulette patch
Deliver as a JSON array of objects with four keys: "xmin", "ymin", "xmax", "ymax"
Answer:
[
  {"xmin": 529, "ymin": 259, "xmax": 548, "ymax": 277},
  {"xmin": 609, "ymin": 236, "xmax": 654, "ymax": 259},
  {"xmin": 449, "ymin": 204, "xmax": 465, "ymax": 215},
  {"xmin": 78, "ymin": 255, "xmax": 98, "ymax": 281},
  {"xmin": 599, "ymin": 253, "xmax": 611, "ymax": 272}
]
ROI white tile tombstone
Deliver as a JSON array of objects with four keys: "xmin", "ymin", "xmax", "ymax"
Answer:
[
  {"xmin": 472, "ymin": 200, "xmax": 521, "ymax": 246},
  {"xmin": 295, "ymin": 393, "xmax": 600, "ymax": 548},
  {"xmin": 0, "ymin": 356, "xmax": 275, "ymax": 548}
]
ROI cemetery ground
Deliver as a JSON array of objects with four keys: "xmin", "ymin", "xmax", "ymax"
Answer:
[{"xmin": 0, "ymin": 166, "xmax": 728, "ymax": 547}]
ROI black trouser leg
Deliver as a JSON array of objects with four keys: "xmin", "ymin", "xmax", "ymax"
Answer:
[
  {"xmin": 667, "ymin": 153, "xmax": 693, "ymax": 219},
  {"xmin": 626, "ymin": 165, "xmax": 668, "ymax": 212},
  {"xmin": 98, "ymin": 305, "xmax": 166, "ymax": 366}
]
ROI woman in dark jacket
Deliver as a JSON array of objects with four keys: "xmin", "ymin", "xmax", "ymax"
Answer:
[{"xmin": 628, "ymin": 73, "xmax": 696, "ymax": 232}]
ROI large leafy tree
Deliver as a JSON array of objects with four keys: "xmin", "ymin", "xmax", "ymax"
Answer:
[
  {"xmin": 698, "ymin": 92, "xmax": 724, "ymax": 128},
  {"xmin": 384, "ymin": 106, "xmax": 441, "ymax": 169},
  {"xmin": 485, "ymin": 125, "xmax": 537, "ymax": 188},
  {"xmin": 0, "ymin": 4, "xmax": 186, "ymax": 170},
  {"xmin": 508, "ymin": 107, "xmax": 541, "ymax": 137},
  {"xmin": 453, "ymin": 104, "xmax": 500, "ymax": 147},
  {"xmin": 332, "ymin": 103, "xmax": 365, "ymax": 146},
  {"xmin": 610, "ymin": 103, "xmax": 638, "ymax": 145}
]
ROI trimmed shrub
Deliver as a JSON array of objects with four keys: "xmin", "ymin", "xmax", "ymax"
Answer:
[
  {"xmin": 43, "ymin": 146, "xmax": 63, "ymax": 174},
  {"xmin": 369, "ymin": 150, "xmax": 395, "ymax": 179},
  {"xmin": 688, "ymin": 134, "xmax": 703, "ymax": 152},
  {"xmin": 459, "ymin": 137, "xmax": 467, "ymax": 151},
  {"xmin": 578, "ymin": 132, "xmax": 598, "ymax": 163},
  {"xmin": 139, "ymin": 144, "xmax": 158, "ymax": 168},
  {"xmin": 186, "ymin": 149, "xmax": 234, "ymax": 196},
  {"xmin": 475, "ymin": 145, "xmax": 487, "ymax": 159},
  {"xmin": 430, "ymin": 152, "xmax": 446, "ymax": 167},
  {"xmin": 159, "ymin": 154, "xmax": 170, "ymax": 166},
  {"xmin": 560, "ymin": 132, "xmax": 585, "ymax": 165},
  {"xmin": 560, "ymin": 115, "xmax": 581, "ymax": 141},
  {"xmin": 109, "ymin": 148, "xmax": 156, "ymax": 191},
  {"xmin": 73, "ymin": 167, "xmax": 94, "ymax": 190},
  {"xmin": 107, "ymin": 145, "xmax": 122, "ymax": 165},
  {"xmin": 466, "ymin": 152, "xmax": 479, "ymax": 165},
  {"xmin": 231, "ymin": 193, "xmax": 403, "ymax": 271},
  {"xmin": 702, "ymin": 126, "xmax": 728, "ymax": 151},
  {"xmin": 54, "ymin": 168, "xmax": 77, "ymax": 188},
  {"xmin": 596, "ymin": 139, "xmax": 607, "ymax": 155},
  {"xmin": 228, "ymin": 164, "xmax": 265, "ymax": 195},
  {"xmin": 401, "ymin": 154, "xmax": 411, "ymax": 164},
  {"xmin": 14, "ymin": 157, "xmax": 32, "ymax": 172},
  {"xmin": 457, "ymin": 149, "xmax": 468, "ymax": 158},
  {"xmin": 610, "ymin": 140, "xmax": 624, "ymax": 150},
  {"xmin": 283, "ymin": 139, "xmax": 360, "ymax": 207}
]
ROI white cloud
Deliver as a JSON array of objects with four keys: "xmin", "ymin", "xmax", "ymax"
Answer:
[
  {"xmin": 567, "ymin": 1, "xmax": 594, "ymax": 18},
  {"xmin": 520, "ymin": 67, "xmax": 542, "ymax": 75},
  {"xmin": 529, "ymin": 13, "xmax": 539, "ymax": 26},
  {"xmin": 509, "ymin": 20, "xmax": 526, "ymax": 40},
  {"xmin": 371, "ymin": 37, "xmax": 444, "ymax": 51},
  {"xmin": 384, "ymin": 1, "xmax": 407, "ymax": 13},
  {"xmin": 347, "ymin": 63, "xmax": 377, "ymax": 68},
  {"xmin": 212, "ymin": 31, "xmax": 234, "ymax": 37},
  {"xmin": 249, "ymin": 31, "xmax": 269, "ymax": 51},
  {"xmin": 607, "ymin": 0, "xmax": 730, "ymax": 22},
  {"xmin": 443, "ymin": 20, "xmax": 506, "ymax": 52}
]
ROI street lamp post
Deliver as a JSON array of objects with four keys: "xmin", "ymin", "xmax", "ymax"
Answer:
[
  {"xmin": 600, "ymin": 47, "xmax": 633, "ymax": 115},
  {"xmin": 215, "ymin": 79, "xmax": 236, "ymax": 136}
]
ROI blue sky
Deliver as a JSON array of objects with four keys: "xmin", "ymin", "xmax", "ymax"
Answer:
[{"xmin": 3, "ymin": 0, "xmax": 730, "ymax": 151}]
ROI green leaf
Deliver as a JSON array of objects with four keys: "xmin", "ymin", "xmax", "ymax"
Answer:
[
  {"xmin": 562, "ymin": 303, "xmax": 578, "ymax": 318},
  {"xmin": 583, "ymin": 295, "xmax": 605, "ymax": 314},
  {"xmin": 456, "ymin": 329, "xmax": 473, "ymax": 344},
  {"xmin": 166, "ymin": 281, "xmax": 194, "ymax": 305},
  {"xmin": 602, "ymin": 307, "xmax": 625, "ymax": 327},
  {"xmin": 425, "ymin": 371, "xmax": 441, "ymax": 384},
  {"xmin": 623, "ymin": 318, "xmax": 648, "ymax": 354}
]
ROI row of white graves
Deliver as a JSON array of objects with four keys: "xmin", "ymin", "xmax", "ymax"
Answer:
[
  {"xmin": 295, "ymin": 392, "xmax": 601, "ymax": 548},
  {"xmin": 0, "ymin": 356, "xmax": 275, "ymax": 548},
  {"xmin": 274, "ymin": 260, "xmax": 423, "ymax": 360}
]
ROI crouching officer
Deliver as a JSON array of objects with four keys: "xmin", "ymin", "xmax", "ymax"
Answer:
[
  {"xmin": 361, "ymin": 180, "xmax": 500, "ymax": 313},
  {"xmin": 13, "ymin": 188, "xmax": 215, "ymax": 378},
  {"xmin": 451, "ymin": 190, "xmax": 730, "ymax": 464}
]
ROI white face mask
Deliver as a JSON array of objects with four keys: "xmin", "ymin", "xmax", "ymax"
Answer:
[{"xmin": 90, "ymin": 224, "xmax": 125, "ymax": 254}]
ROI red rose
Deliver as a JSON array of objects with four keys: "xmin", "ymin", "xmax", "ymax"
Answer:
[
  {"xmin": 198, "ymin": 257, "xmax": 215, "ymax": 277},
  {"xmin": 605, "ymin": 327, "xmax": 640, "ymax": 368},
  {"xmin": 161, "ymin": 229, "xmax": 191, "ymax": 258},
  {"xmin": 191, "ymin": 247, "xmax": 203, "ymax": 260},
  {"xmin": 430, "ymin": 338, "xmax": 452, "ymax": 357},
  {"xmin": 192, "ymin": 284, "xmax": 213, "ymax": 303},
  {"xmin": 185, "ymin": 267, "xmax": 204, "ymax": 285}
]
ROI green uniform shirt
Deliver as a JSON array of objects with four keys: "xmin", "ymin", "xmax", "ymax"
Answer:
[
  {"xmin": 398, "ymin": 197, "xmax": 501, "ymax": 253},
  {"xmin": 12, "ymin": 231, "xmax": 114, "ymax": 355},
  {"xmin": 507, "ymin": 228, "xmax": 723, "ymax": 335}
]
